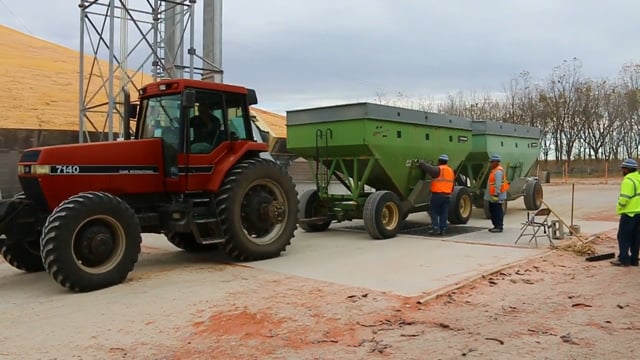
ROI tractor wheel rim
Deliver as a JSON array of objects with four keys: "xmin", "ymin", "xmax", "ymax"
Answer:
[
  {"xmin": 71, "ymin": 215, "xmax": 126, "ymax": 274},
  {"xmin": 240, "ymin": 179, "xmax": 287, "ymax": 245},
  {"xmin": 382, "ymin": 202, "xmax": 399, "ymax": 230}
]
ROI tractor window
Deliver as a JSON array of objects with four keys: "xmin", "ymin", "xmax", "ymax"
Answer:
[
  {"xmin": 226, "ymin": 93, "xmax": 252, "ymax": 141},
  {"xmin": 188, "ymin": 92, "xmax": 226, "ymax": 154},
  {"xmin": 228, "ymin": 106, "xmax": 248, "ymax": 140},
  {"xmin": 140, "ymin": 94, "xmax": 182, "ymax": 151}
]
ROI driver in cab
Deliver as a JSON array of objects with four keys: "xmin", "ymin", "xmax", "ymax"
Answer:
[{"xmin": 190, "ymin": 102, "xmax": 225, "ymax": 153}]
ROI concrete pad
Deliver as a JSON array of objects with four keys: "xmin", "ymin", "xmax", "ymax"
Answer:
[
  {"xmin": 248, "ymin": 181, "xmax": 622, "ymax": 296},
  {"xmin": 251, "ymin": 229, "xmax": 544, "ymax": 296}
]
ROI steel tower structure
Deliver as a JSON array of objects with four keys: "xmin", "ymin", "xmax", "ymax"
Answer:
[{"xmin": 78, "ymin": 0, "xmax": 223, "ymax": 143}]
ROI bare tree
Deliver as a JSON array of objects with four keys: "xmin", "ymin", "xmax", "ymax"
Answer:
[
  {"xmin": 538, "ymin": 58, "xmax": 584, "ymax": 167},
  {"xmin": 618, "ymin": 63, "xmax": 640, "ymax": 158},
  {"xmin": 576, "ymin": 80, "xmax": 617, "ymax": 160}
]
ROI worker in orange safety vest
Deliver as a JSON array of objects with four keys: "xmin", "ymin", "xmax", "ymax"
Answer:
[
  {"xmin": 419, "ymin": 154, "xmax": 455, "ymax": 235},
  {"xmin": 485, "ymin": 154, "xmax": 510, "ymax": 233}
]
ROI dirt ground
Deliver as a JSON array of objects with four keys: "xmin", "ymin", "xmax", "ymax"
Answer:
[
  {"xmin": 4, "ymin": 235, "xmax": 635, "ymax": 360},
  {"xmin": 1, "ymin": 181, "xmax": 632, "ymax": 360},
  {"xmin": 118, "ymin": 230, "xmax": 629, "ymax": 360}
]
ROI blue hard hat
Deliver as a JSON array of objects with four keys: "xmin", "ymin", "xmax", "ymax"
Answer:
[
  {"xmin": 438, "ymin": 154, "xmax": 449, "ymax": 161},
  {"xmin": 489, "ymin": 154, "xmax": 501, "ymax": 162},
  {"xmin": 621, "ymin": 158, "xmax": 638, "ymax": 169}
]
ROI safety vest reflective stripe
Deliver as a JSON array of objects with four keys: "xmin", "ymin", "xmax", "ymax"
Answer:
[
  {"xmin": 431, "ymin": 165, "xmax": 455, "ymax": 194},
  {"xmin": 618, "ymin": 177, "xmax": 640, "ymax": 203}
]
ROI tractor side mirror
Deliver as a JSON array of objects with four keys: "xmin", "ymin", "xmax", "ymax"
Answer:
[
  {"xmin": 247, "ymin": 88, "xmax": 258, "ymax": 106},
  {"xmin": 182, "ymin": 89, "xmax": 196, "ymax": 107},
  {"xmin": 122, "ymin": 87, "xmax": 135, "ymax": 140},
  {"xmin": 127, "ymin": 104, "xmax": 138, "ymax": 119}
]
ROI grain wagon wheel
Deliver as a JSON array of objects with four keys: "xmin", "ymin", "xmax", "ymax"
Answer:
[
  {"xmin": 363, "ymin": 190, "xmax": 401, "ymax": 239},
  {"xmin": 448, "ymin": 186, "xmax": 473, "ymax": 224},
  {"xmin": 523, "ymin": 180, "xmax": 543, "ymax": 210},
  {"xmin": 298, "ymin": 189, "xmax": 332, "ymax": 232}
]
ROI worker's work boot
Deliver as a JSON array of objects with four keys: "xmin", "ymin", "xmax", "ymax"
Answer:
[
  {"xmin": 610, "ymin": 259, "xmax": 630, "ymax": 267},
  {"xmin": 488, "ymin": 228, "xmax": 503, "ymax": 233}
]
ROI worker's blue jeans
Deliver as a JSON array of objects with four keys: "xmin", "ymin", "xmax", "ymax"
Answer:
[
  {"xmin": 617, "ymin": 214, "xmax": 640, "ymax": 265},
  {"xmin": 488, "ymin": 201, "xmax": 504, "ymax": 229},
  {"xmin": 429, "ymin": 193, "xmax": 451, "ymax": 231}
]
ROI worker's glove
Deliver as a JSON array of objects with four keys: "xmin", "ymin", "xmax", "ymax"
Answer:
[{"xmin": 491, "ymin": 195, "xmax": 499, "ymax": 202}]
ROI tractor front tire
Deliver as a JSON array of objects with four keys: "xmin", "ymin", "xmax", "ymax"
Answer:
[
  {"xmin": 40, "ymin": 192, "xmax": 141, "ymax": 292},
  {"xmin": 363, "ymin": 190, "xmax": 401, "ymax": 239},
  {"xmin": 298, "ymin": 189, "xmax": 331, "ymax": 232},
  {"xmin": 0, "ymin": 193, "xmax": 45, "ymax": 272},
  {"xmin": 216, "ymin": 158, "xmax": 298, "ymax": 261}
]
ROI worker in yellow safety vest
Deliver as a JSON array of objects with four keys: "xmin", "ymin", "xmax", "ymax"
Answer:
[
  {"xmin": 485, "ymin": 154, "xmax": 510, "ymax": 233},
  {"xmin": 419, "ymin": 154, "xmax": 455, "ymax": 235},
  {"xmin": 611, "ymin": 158, "xmax": 640, "ymax": 266}
]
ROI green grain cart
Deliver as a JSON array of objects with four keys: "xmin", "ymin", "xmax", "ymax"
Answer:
[
  {"xmin": 286, "ymin": 102, "xmax": 475, "ymax": 239},
  {"xmin": 459, "ymin": 120, "xmax": 543, "ymax": 217}
]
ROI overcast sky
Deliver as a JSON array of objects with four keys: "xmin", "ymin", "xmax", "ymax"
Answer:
[{"xmin": 0, "ymin": 0, "xmax": 638, "ymax": 113}]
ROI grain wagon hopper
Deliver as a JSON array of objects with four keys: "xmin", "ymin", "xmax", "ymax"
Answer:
[
  {"xmin": 457, "ymin": 120, "xmax": 543, "ymax": 218},
  {"xmin": 286, "ymin": 102, "xmax": 474, "ymax": 239}
]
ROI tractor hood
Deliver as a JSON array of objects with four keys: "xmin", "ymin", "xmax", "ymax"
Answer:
[
  {"xmin": 19, "ymin": 139, "xmax": 163, "ymax": 173},
  {"xmin": 16, "ymin": 139, "xmax": 166, "ymax": 211}
]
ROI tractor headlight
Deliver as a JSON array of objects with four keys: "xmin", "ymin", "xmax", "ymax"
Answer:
[{"xmin": 18, "ymin": 165, "xmax": 50, "ymax": 175}]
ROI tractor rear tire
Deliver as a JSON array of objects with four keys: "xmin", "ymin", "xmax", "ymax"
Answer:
[
  {"xmin": 524, "ymin": 180, "xmax": 543, "ymax": 210},
  {"xmin": 363, "ymin": 190, "xmax": 401, "ymax": 239},
  {"xmin": 298, "ymin": 189, "xmax": 331, "ymax": 232},
  {"xmin": 40, "ymin": 192, "xmax": 142, "ymax": 292},
  {"xmin": 0, "ymin": 192, "xmax": 45, "ymax": 272},
  {"xmin": 216, "ymin": 158, "xmax": 298, "ymax": 261},
  {"xmin": 448, "ymin": 186, "xmax": 472, "ymax": 225},
  {"xmin": 483, "ymin": 199, "xmax": 508, "ymax": 219},
  {"xmin": 166, "ymin": 233, "xmax": 219, "ymax": 252}
]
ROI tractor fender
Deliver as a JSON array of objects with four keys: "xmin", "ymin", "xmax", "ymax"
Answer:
[{"xmin": 205, "ymin": 141, "xmax": 269, "ymax": 192}]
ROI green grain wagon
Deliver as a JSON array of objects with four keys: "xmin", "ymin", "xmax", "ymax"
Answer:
[
  {"xmin": 458, "ymin": 120, "xmax": 543, "ymax": 217},
  {"xmin": 286, "ymin": 102, "xmax": 475, "ymax": 239}
]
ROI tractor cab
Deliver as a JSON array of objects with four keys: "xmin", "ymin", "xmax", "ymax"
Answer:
[
  {"xmin": 132, "ymin": 79, "xmax": 258, "ymax": 152},
  {"xmin": 128, "ymin": 79, "xmax": 266, "ymax": 192}
]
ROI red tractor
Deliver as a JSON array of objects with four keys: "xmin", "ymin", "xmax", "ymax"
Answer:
[{"xmin": 0, "ymin": 79, "xmax": 299, "ymax": 292}]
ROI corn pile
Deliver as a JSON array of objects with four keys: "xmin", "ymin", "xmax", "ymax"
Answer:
[{"xmin": 556, "ymin": 241, "xmax": 597, "ymax": 256}]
